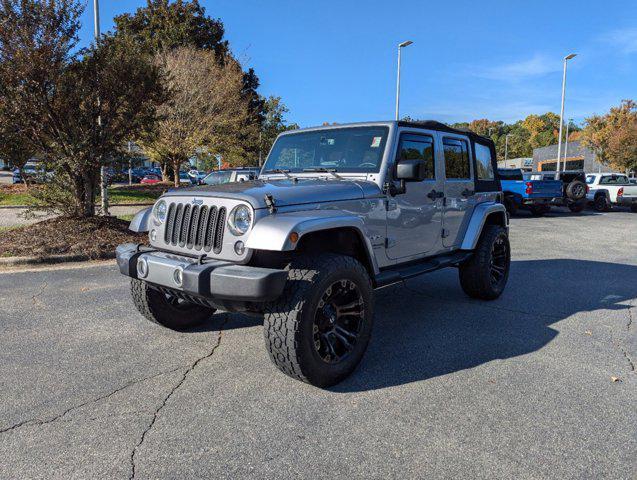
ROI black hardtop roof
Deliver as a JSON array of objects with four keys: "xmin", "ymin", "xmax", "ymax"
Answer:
[{"xmin": 398, "ymin": 120, "xmax": 494, "ymax": 146}]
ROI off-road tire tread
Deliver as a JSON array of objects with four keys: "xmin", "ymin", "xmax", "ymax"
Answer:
[
  {"xmin": 130, "ymin": 279, "xmax": 214, "ymax": 330},
  {"xmin": 459, "ymin": 225, "xmax": 509, "ymax": 300},
  {"xmin": 263, "ymin": 254, "xmax": 371, "ymax": 384}
]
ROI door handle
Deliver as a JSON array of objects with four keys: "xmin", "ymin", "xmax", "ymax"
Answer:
[
  {"xmin": 461, "ymin": 188, "xmax": 475, "ymax": 197},
  {"xmin": 427, "ymin": 189, "xmax": 444, "ymax": 200}
]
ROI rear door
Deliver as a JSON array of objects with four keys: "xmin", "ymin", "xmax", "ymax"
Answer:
[{"xmin": 441, "ymin": 135, "xmax": 475, "ymax": 248}]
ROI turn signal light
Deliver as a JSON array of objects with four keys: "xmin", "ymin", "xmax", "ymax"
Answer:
[{"xmin": 618, "ymin": 187, "xmax": 624, "ymax": 197}]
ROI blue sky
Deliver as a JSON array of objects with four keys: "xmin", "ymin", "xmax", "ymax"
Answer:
[{"xmin": 80, "ymin": 0, "xmax": 637, "ymax": 127}]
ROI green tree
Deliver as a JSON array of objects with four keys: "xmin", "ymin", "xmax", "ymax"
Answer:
[
  {"xmin": 581, "ymin": 100, "xmax": 637, "ymax": 172},
  {"xmin": 140, "ymin": 47, "xmax": 255, "ymax": 186},
  {"xmin": 113, "ymin": 0, "xmax": 265, "ymax": 165},
  {"xmin": 0, "ymin": 0, "xmax": 165, "ymax": 216},
  {"xmin": 259, "ymin": 96, "xmax": 299, "ymax": 164}
]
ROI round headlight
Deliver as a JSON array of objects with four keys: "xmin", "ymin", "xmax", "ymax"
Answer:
[
  {"xmin": 228, "ymin": 204, "xmax": 252, "ymax": 236},
  {"xmin": 153, "ymin": 200, "xmax": 167, "ymax": 224}
]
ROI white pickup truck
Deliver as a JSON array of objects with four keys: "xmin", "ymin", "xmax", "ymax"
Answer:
[{"xmin": 586, "ymin": 173, "xmax": 637, "ymax": 212}]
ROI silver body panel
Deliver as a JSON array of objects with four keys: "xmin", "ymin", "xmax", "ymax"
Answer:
[{"xmin": 138, "ymin": 121, "xmax": 504, "ymax": 272}]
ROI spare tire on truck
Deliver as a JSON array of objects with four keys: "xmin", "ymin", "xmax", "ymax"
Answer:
[{"xmin": 566, "ymin": 180, "xmax": 586, "ymax": 201}]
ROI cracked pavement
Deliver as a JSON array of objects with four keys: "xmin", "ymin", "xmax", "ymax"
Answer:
[{"xmin": 1, "ymin": 210, "xmax": 636, "ymax": 479}]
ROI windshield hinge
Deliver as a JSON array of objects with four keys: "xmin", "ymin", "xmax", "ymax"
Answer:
[{"xmin": 264, "ymin": 193, "xmax": 277, "ymax": 214}]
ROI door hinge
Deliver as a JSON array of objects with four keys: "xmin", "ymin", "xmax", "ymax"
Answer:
[{"xmin": 441, "ymin": 229, "xmax": 450, "ymax": 238}]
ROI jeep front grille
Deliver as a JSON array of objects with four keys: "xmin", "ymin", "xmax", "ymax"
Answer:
[{"xmin": 164, "ymin": 202, "xmax": 226, "ymax": 253}]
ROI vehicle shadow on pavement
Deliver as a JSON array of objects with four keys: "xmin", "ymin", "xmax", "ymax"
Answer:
[{"xmin": 333, "ymin": 258, "xmax": 637, "ymax": 393}]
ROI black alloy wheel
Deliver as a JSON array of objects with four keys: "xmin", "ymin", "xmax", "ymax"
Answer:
[{"xmin": 312, "ymin": 279, "xmax": 365, "ymax": 364}]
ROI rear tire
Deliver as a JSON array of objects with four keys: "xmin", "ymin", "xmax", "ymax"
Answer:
[
  {"xmin": 594, "ymin": 195, "xmax": 610, "ymax": 212},
  {"xmin": 568, "ymin": 202, "xmax": 585, "ymax": 213},
  {"xmin": 631, "ymin": 204, "xmax": 637, "ymax": 213},
  {"xmin": 459, "ymin": 225, "xmax": 510, "ymax": 300},
  {"xmin": 529, "ymin": 205, "xmax": 546, "ymax": 216},
  {"xmin": 130, "ymin": 279, "xmax": 215, "ymax": 330},
  {"xmin": 263, "ymin": 254, "xmax": 373, "ymax": 387}
]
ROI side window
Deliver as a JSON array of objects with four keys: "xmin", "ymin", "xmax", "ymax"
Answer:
[
  {"xmin": 396, "ymin": 134, "xmax": 435, "ymax": 179},
  {"xmin": 474, "ymin": 142, "xmax": 494, "ymax": 180},
  {"xmin": 443, "ymin": 138, "xmax": 471, "ymax": 179}
]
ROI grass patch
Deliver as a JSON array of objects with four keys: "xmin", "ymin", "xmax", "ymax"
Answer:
[
  {"xmin": 0, "ymin": 216, "xmax": 145, "ymax": 258},
  {"xmin": 0, "ymin": 225, "xmax": 23, "ymax": 233},
  {"xmin": 117, "ymin": 214, "xmax": 135, "ymax": 222},
  {"xmin": 0, "ymin": 184, "xmax": 166, "ymax": 206}
]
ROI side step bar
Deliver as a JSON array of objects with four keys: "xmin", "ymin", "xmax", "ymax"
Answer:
[{"xmin": 374, "ymin": 251, "xmax": 473, "ymax": 288}]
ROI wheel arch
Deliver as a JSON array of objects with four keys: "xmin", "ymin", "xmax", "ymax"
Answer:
[
  {"xmin": 460, "ymin": 202, "xmax": 508, "ymax": 251},
  {"xmin": 245, "ymin": 211, "xmax": 379, "ymax": 275}
]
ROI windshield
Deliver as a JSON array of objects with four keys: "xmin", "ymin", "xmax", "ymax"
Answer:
[
  {"xmin": 264, "ymin": 126, "xmax": 389, "ymax": 173},
  {"xmin": 203, "ymin": 170, "xmax": 233, "ymax": 185}
]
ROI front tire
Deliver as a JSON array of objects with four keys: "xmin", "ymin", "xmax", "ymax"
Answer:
[
  {"xmin": 130, "ymin": 279, "xmax": 216, "ymax": 330},
  {"xmin": 263, "ymin": 254, "xmax": 373, "ymax": 388},
  {"xmin": 459, "ymin": 225, "xmax": 510, "ymax": 300}
]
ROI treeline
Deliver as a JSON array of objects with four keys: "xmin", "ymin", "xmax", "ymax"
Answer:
[
  {"xmin": 0, "ymin": 0, "xmax": 297, "ymax": 217},
  {"xmin": 415, "ymin": 99, "xmax": 636, "ymax": 173}
]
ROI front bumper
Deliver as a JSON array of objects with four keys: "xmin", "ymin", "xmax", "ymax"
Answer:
[{"xmin": 115, "ymin": 243, "xmax": 287, "ymax": 302}]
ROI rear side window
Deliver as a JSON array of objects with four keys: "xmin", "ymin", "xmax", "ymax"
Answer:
[
  {"xmin": 600, "ymin": 175, "xmax": 629, "ymax": 185},
  {"xmin": 586, "ymin": 175, "xmax": 595, "ymax": 184},
  {"xmin": 497, "ymin": 169, "xmax": 523, "ymax": 181},
  {"xmin": 443, "ymin": 138, "xmax": 471, "ymax": 179},
  {"xmin": 397, "ymin": 134, "xmax": 435, "ymax": 179},
  {"xmin": 474, "ymin": 143, "xmax": 494, "ymax": 180}
]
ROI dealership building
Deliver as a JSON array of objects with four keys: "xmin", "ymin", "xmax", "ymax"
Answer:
[{"xmin": 531, "ymin": 140, "xmax": 615, "ymax": 173}]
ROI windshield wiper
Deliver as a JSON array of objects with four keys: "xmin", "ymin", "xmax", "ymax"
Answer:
[
  {"xmin": 263, "ymin": 168, "xmax": 293, "ymax": 179},
  {"xmin": 302, "ymin": 167, "xmax": 340, "ymax": 178}
]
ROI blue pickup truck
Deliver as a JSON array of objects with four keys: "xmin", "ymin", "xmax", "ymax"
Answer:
[{"xmin": 498, "ymin": 168, "xmax": 563, "ymax": 216}]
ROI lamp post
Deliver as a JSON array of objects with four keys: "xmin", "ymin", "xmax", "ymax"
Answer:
[
  {"xmin": 556, "ymin": 53, "xmax": 577, "ymax": 178},
  {"xmin": 93, "ymin": 0, "xmax": 109, "ymax": 215},
  {"xmin": 395, "ymin": 40, "xmax": 413, "ymax": 121},
  {"xmin": 563, "ymin": 119, "xmax": 572, "ymax": 171},
  {"xmin": 505, "ymin": 134, "xmax": 511, "ymax": 162}
]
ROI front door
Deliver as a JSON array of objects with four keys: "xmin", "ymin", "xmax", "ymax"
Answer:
[
  {"xmin": 386, "ymin": 131, "xmax": 443, "ymax": 260},
  {"xmin": 441, "ymin": 135, "xmax": 476, "ymax": 247}
]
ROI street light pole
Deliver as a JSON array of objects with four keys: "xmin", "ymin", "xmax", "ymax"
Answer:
[
  {"xmin": 563, "ymin": 119, "xmax": 571, "ymax": 171},
  {"xmin": 93, "ymin": 0, "xmax": 109, "ymax": 215},
  {"xmin": 395, "ymin": 40, "xmax": 413, "ymax": 121},
  {"xmin": 505, "ymin": 134, "xmax": 511, "ymax": 162},
  {"xmin": 556, "ymin": 53, "xmax": 577, "ymax": 178}
]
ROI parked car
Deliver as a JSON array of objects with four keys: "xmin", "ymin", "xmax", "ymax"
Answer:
[
  {"xmin": 117, "ymin": 120, "xmax": 509, "ymax": 387},
  {"xmin": 586, "ymin": 173, "xmax": 637, "ymax": 212},
  {"xmin": 12, "ymin": 162, "xmax": 49, "ymax": 184},
  {"xmin": 201, "ymin": 167, "xmax": 260, "ymax": 186},
  {"xmin": 187, "ymin": 169, "xmax": 208, "ymax": 185},
  {"xmin": 498, "ymin": 168, "xmax": 562, "ymax": 216},
  {"xmin": 140, "ymin": 174, "xmax": 162, "ymax": 185},
  {"xmin": 526, "ymin": 170, "xmax": 588, "ymax": 213}
]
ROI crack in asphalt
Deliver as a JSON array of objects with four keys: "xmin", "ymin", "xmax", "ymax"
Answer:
[
  {"xmin": 0, "ymin": 366, "xmax": 185, "ymax": 435},
  {"xmin": 30, "ymin": 281, "xmax": 48, "ymax": 307},
  {"xmin": 621, "ymin": 306, "xmax": 635, "ymax": 373},
  {"xmin": 129, "ymin": 321, "xmax": 228, "ymax": 480}
]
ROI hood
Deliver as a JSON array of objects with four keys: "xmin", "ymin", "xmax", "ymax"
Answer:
[{"xmin": 162, "ymin": 178, "xmax": 382, "ymax": 209}]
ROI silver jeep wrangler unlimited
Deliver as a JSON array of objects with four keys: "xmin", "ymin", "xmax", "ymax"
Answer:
[{"xmin": 116, "ymin": 121, "xmax": 510, "ymax": 387}]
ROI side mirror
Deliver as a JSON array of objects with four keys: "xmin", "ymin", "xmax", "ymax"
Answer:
[
  {"xmin": 396, "ymin": 159, "xmax": 425, "ymax": 181},
  {"xmin": 391, "ymin": 159, "xmax": 425, "ymax": 195}
]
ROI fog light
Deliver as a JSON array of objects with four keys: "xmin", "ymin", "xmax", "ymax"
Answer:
[
  {"xmin": 289, "ymin": 231, "xmax": 299, "ymax": 243},
  {"xmin": 173, "ymin": 267, "xmax": 183, "ymax": 286},
  {"xmin": 137, "ymin": 258, "xmax": 149, "ymax": 278},
  {"xmin": 234, "ymin": 241, "xmax": 245, "ymax": 255},
  {"xmin": 150, "ymin": 229, "xmax": 157, "ymax": 242}
]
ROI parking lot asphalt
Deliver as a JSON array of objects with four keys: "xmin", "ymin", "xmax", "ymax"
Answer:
[{"xmin": 1, "ymin": 211, "xmax": 635, "ymax": 479}]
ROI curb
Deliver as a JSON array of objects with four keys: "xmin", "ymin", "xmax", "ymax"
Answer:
[
  {"xmin": 0, "ymin": 251, "xmax": 115, "ymax": 266},
  {"xmin": 0, "ymin": 203, "xmax": 154, "ymax": 210}
]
